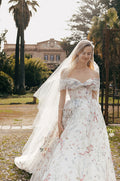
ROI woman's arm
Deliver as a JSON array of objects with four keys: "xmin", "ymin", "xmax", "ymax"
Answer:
[
  {"xmin": 92, "ymin": 70, "xmax": 100, "ymax": 100},
  {"xmin": 58, "ymin": 89, "xmax": 66, "ymax": 138}
]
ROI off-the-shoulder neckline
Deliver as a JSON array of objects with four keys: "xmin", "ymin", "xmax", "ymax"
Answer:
[{"xmin": 61, "ymin": 77, "xmax": 100, "ymax": 84}]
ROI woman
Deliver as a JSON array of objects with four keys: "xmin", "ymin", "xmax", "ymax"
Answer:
[{"xmin": 15, "ymin": 40, "xmax": 116, "ymax": 181}]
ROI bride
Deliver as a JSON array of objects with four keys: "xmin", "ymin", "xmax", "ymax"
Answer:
[{"xmin": 15, "ymin": 40, "xmax": 116, "ymax": 181}]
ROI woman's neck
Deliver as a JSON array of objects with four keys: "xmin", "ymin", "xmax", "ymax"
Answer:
[{"xmin": 74, "ymin": 62, "xmax": 88, "ymax": 71}]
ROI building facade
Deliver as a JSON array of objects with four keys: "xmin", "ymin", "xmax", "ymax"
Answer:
[{"xmin": 3, "ymin": 38, "xmax": 66, "ymax": 70}]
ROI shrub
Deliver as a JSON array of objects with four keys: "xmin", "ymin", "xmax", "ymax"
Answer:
[
  {"xmin": 0, "ymin": 71, "xmax": 14, "ymax": 94},
  {"xmin": 25, "ymin": 58, "xmax": 52, "ymax": 89},
  {"xmin": 0, "ymin": 53, "xmax": 15, "ymax": 79}
]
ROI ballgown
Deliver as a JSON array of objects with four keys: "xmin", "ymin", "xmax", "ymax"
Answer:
[{"xmin": 29, "ymin": 77, "xmax": 116, "ymax": 181}]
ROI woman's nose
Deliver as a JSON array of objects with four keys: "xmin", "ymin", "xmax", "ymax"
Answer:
[{"xmin": 85, "ymin": 54, "xmax": 88, "ymax": 58}]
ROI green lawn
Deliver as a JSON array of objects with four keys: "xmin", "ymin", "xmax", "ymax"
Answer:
[
  {"xmin": 0, "ymin": 93, "xmax": 39, "ymax": 105},
  {"xmin": 0, "ymin": 93, "xmax": 119, "ymax": 105},
  {"xmin": 108, "ymin": 126, "xmax": 120, "ymax": 180},
  {"xmin": 99, "ymin": 96, "xmax": 120, "ymax": 104}
]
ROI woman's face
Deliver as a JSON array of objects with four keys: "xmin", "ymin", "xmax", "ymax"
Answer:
[{"xmin": 78, "ymin": 46, "xmax": 92, "ymax": 64}]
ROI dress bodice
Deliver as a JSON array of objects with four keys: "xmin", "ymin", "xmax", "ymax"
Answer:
[{"xmin": 59, "ymin": 78, "xmax": 100, "ymax": 101}]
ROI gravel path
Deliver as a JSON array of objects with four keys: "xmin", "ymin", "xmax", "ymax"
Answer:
[{"xmin": 0, "ymin": 104, "xmax": 38, "ymax": 127}]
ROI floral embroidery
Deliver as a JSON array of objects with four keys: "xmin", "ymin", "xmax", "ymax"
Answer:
[{"xmin": 30, "ymin": 78, "xmax": 116, "ymax": 181}]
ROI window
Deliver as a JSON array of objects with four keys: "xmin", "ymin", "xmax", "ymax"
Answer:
[
  {"xmin": 44, "ymin": 55, "xmax": 48, "ymax": 60},
  {"xmin": 50, "ymin": 55, "xmax": 54, "ymax": 61},
  {"xmin": 56, "ymin": 55, "xmax": 60, "ymax": 61}
]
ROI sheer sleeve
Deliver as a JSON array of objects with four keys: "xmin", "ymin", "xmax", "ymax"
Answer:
[
  {"xmin": 59, "ymin": 79, "xmax": 67, "ymax": 91},
  {"xmin": 92, "ymin": 79, "xmax": 100, "ymax": 101},
  {"xmin": 59, "ymin": 68, "xmax": 69, "ymax": 91}
]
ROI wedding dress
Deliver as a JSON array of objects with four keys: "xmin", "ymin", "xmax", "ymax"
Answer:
[
  {"xmin": 14, "ymin": 40, "xmax": 116, "ymax": 181},
  {"xmin": 30, "ymin": 77, "xmax": 116, "ymax": 181}
]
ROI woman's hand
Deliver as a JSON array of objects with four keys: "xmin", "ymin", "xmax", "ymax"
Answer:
[{"xmin": 58, "ymin": 123, "xmax": 64, "ymax": 138}]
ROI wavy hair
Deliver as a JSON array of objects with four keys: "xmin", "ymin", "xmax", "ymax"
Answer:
[{"xmin": 71, "ymin": 40, "xmax": 94, "ymax": 70}]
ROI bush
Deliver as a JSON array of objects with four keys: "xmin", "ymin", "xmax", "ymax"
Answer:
[
  {"xmin": 0, "ymin": 53, "xmax": 15, "ymax": 79},
  {"xmin": 25, "ymin": 58, "xmax": 52, "ymax": 89},
  {"xmin": 0, "ymin": 71, "xmax": 14, "ymax": 94}
]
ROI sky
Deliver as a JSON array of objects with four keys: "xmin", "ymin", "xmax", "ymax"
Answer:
[{"xmin": 0, "ymin": 0, "xmax": 79, "ymax": 44}]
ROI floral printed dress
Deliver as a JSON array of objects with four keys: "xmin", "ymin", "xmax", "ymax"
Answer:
[{"xmin": 30, "ymin": 78, "xmax": 116, "ymax": 181}]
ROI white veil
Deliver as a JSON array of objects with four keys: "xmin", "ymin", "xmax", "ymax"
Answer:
[{"xmin": 14, "ymin": 40, "xmax": 100, "ymax": 173}]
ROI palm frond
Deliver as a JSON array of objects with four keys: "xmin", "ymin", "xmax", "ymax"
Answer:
[
  {"xmin": 8, "ymin": 0, "xmax": 19, "ymax": 4},
  {"xmin": 26, "ymin": 0, "xmax": 39, "ymax": 8},
  {"xmin": 9, "ymin": 5, "xmax": 16, "ymax": 12}
]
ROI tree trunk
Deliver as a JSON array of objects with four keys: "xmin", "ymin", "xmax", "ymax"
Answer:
[
  {"xmin": 14, "ymin": 28, "xmax": 20, "ymax": 93},
  {"xmin": 0, "ymin": 0, "xmax": 2, "ymax": 6},
  {"xmin": 19, "ymin": 31, "xmax": 25, "ymax": 94},
  {"xmin": 19, "ymin": 0, "xmax": 25, "ymax": 94}
]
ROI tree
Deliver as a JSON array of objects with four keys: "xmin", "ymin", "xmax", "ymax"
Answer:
[
  {"xmin": 101, "ymin": 0, "xmax": 120, "ymax": 19},
  {"xmin": 0, "ymin": 30, "xmax": 7, "ymax": 51},
  {"xmin": 67, "ymin": 0, "xmax": 103, "ymax": 43},
  {"xmin": 9, "ymin": 0, "xmax": 39, "ymax": 94},
  {"xmin": 88, "ymin": 8, "xmax": 120, "ymax": 86},
  {"xmin": 60, "ymin": 38, "xmax": 77, "ymax": 57},
  {"xmin": 88, "ymin": 8, "xmax": 120, "ymax": 57}
]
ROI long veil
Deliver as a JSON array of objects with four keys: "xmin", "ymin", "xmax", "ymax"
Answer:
[{"xmin": 14, "ymin": 40, "xmax": 100, "ymax": 173}]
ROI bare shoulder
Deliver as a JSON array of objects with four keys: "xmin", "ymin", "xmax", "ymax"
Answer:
[
  {"xmin": 90, "ymin": 69, "xmax": 99, "ymax": 79},
  {"xmin": 60, "ymin": 68, "xmax": 69, "ymax": 79}
]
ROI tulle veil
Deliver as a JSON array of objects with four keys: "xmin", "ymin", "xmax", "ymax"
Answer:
[{"xmin": 14, "ymin": 40, "xmax": 100, "ymax": 173}]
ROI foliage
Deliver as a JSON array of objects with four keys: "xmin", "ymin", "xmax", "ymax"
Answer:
[
  {"xmin": 0, "ymin": 71, "xmax": 14, "ymax": 94},
  {"xmin": 25, "ymin": 58, "xmax": 52, "ymax": 89},
  {"xmin": 67, "ymin": 0, "xmax": 103, "ymax": 43},
  {"xmin": 60, "ymin": 38, "xmax": 77, "ymax": 56},
  {"xmin": 66, "ymin": 0, "xmax": 120, "ymax": 43},
  {"xmin": 0, "ymin": 54, "xmax": 52, "ymax": 91},
  {"xmin": 101, "ymin": 0, "xmax": 120, "ymax": 19},
  {"xmin": 0, "ymin": 30, "xmax": 8, "ymax": 51},
  {"xmin": 9, "ymin": 0, "xmax": 39, "ymax": 31},
  {"xmin": 107, "ymin": 127, "xmax": 115, "ymax": 137},
  {"xmin": 0, "ymin": 54, "xmax": 15, "ymax": 79},
  {"xmin": 9, "ymin": 0, "xmax": 39, "ymax": 94},
  {"xmin": 88, "ymin": 8, "xmax": 120, "ymax": 78},
  {"xmin": 88, "ymin": 8, "xmax": 120, "ymax": 56}
]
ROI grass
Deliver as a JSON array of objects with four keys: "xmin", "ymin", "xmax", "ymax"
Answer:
[
  {"xmin": 99, "ymin": 96, "xmax": 120, "ymax": 104},
  {"xmin": 13, "ymin": 119, "xmax": 22, "ymax": 122},
  {"xmin": 0, "ymin": 109, "xmax": 14, "ymax": 113},
  {"xmin": 0, "ymin": 97, "xmax": 33, "ymax": 105},
  {"xmin": 0, "ymin": 126, "xmax": 120, "ymax": 180},
  {"xmin": 0, "ymin": 130, "xmax": 32, "ymax": 180},
  {"xmin": 0, "ymin": 93, "xmax": 39, "ymax": 105},
  {"xmin": 0, "ymin": 94, "xmax": 119, "ymax": 105},
  {"xmin": 107, "ymin": 126, "xmax": 120, "ymax": 180}
]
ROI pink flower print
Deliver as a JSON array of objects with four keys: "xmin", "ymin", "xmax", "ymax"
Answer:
[
  {"xmin": 76, "ymin": 175, "xmax": 85, "ymax": 181},
  {"xmin": 93, "ymin": 112, "xmax": 98, "ymax": 122},
  {"xmin": 80, "ymin": 174, "xmax": 85, "ymax": 181},
  {"xmin": 43, "ymin": 173, "xmax": 51, "ymax": 181},
  {"xmin": 79, "ymin": 144, "xmax": 93, "ymax": 155},
  {"xmin": 58, "ymin": 138, "xmax": 63, "ymax": 150},
  {"xmin": 87, "ymin": 144, "xmax": 93, "ymax": 152}
]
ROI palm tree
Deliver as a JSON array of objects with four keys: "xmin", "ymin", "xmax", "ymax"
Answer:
[
  {"xmin": 88, "ymin": 8, "xmax": 120, "ymax": 119},
  {"xmin": 9, "ymin": 0, "xmax": 39, "ymax": 93}
]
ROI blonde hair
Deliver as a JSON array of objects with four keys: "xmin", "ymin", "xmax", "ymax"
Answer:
[{"xmin": 71, "ymin": 40, "xmax": 94, "ymax": 70}]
